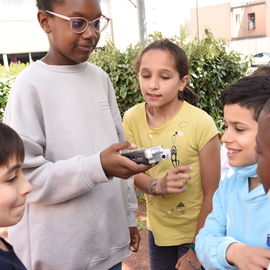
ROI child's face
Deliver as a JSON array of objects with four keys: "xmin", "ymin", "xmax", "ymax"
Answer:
[
  {"xmin": 0, "ymin": 156, "xmax": 32, "ymax": 227},
  {"xmin": 256, "ymin": 110, "xmax": 270, "ymax": 193},
  {"xmin": 138, "ymin": 49, "xmax": 188, "ymax": 109},
  {"xmin": 222, "ymin": 104, "xmax": 258, "ymax": 167},
  {"xmin": 42, "ymin": 0, "xmax": 101, "ymax": 65}
]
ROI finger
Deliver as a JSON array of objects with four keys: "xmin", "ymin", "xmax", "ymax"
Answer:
[
  {"xmin": 172, "ymin": 165, "xmax": 192, "ymax": 173},
  {"xmin": 168, "ymin": 181, "xmax": 187, "ymax": 189},
  {"xmin": 167, "ymin": 186, "xmax": 187, "ymax": 194},
  {"xmin": 130, "ymin": 236, "xmax": 140, "ymax": 252},
  {"xmin": 112, "ymin": 141, "xmax": 133, "ymax": 152}
]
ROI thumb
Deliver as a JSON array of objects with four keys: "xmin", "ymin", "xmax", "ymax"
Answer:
[{"xmin": 113, "ymin": 141, "xmax": 137, "ymax": 152}]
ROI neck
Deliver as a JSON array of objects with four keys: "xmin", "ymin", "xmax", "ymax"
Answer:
[
  {"xmin": 0, "ymin": 238, "xmax": 9, "ymax": 252},
  {"xmin": 248, "ymin": 177, "xmax": 261, "ymax": 192},
  {"xmin": 146, "ymin": 100, "xmax": 183, "ymax": 127}
]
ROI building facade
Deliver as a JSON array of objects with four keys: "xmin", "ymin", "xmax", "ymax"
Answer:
[{"xmin": 190, "ymin": 0, "xmax": 270, "ymax": 54}]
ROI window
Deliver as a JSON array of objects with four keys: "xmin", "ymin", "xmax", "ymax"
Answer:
[
  {"xmin": 248, "ymin": 13, "xmax": 255, "ymax": 30},
  {"xmin": 235, "ymin": 14, "xmax": 240, "ymax": 23}
]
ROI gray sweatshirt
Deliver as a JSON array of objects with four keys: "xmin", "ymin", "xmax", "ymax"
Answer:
[{"xmin": 4, "ymin": 61, "xmax": 137, "ymax": 270}]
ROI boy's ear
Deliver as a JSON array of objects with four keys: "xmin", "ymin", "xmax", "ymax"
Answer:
[{"xmin": 37, "ymin": 11, "xmax": 51, "ymax": 33}]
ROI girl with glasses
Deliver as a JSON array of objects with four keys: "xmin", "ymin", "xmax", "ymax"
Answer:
[
  {"xmin": 123, "ymin": 39, "xmax": 221, "ymax": 270},
  {"xmin": 4, "ymin": 0, "xmax": 150, "ymax": 270}
]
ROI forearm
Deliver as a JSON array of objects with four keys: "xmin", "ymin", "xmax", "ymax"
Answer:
[
  {"xmin": 134, "ymin": 173, "xmax": 152, "ymax": 194},
  {"xmin": 25, "ymin": 152, "xmax": 109, "ymax": 205}
]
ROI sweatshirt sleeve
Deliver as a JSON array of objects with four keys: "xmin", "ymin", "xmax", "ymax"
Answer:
[
  {"xmin": 195, "ymin": 182, "xmax": 239, "ymax": 270},
  {"xmin": 106, "ymin": 76, "xmax": 138, "ymax": 225},
  {"xmin": 127, "ymin": 177, "xmax": 138, "ymax": 227},
  {"xmin": 4, "ymin": 78, "xmax": 109, "ymax": 206}
]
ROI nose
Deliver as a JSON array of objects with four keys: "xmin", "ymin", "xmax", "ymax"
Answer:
[
  {"xmin": 221, "ymin": 129, "xmax": 232, "ymax": 144},
  {"xmin": 18, "ymin": 173, "xmax": 32, "ymax": 196},
  {"xmin": 149, "ymin": 77, "xmax": 159, "ymax": 90}
]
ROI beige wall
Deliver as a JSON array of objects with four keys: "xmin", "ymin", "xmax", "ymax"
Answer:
[
  {"xmin": 232, "ymin": 2, "xmax": 266, "ymax": 39},
  {"xmin": 191, "ymin": 3, "xmax": 231, "ymax": 39},
  {"xmin": 266, "ymin": 0, "xmax": 270, "ymax": 36},
  {"xmin": 190, "ymin": 0, "xmax": 270, "ymax": 41}
]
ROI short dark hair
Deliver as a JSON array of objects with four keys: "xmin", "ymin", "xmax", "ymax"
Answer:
[
  {"xmin": 251, "ymin": 66, "xmax": 270, "ymax": 76},
  {"xmin": 36, "ymin": 0, "xmax": 65, "ymax": 11},
  {"xmin": 262, "ymin": 98, "xmax": 270, "ymax": 116},
  {"xmin": 221, "ymin": 76, "xmax": 270, "ymax": 121},
  {"xmin": 0, "ymin": 122, "xmax": 24, "ymax": 166},
  {"xmin": 135, "ymin": 39, "xmax": 198, "ymax": 106}
]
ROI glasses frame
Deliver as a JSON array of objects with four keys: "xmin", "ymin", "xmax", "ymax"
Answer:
[{"xmin": 45, "ymin": 10, "xmax": 110, "ymax": 34}]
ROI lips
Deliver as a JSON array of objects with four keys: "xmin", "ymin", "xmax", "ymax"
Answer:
[
  {"xmin": 13, "ymin": 201, "xmax": 25, "ymax": 209},
  {"xmin": 147, "ymin": 93, "xmax": 161, "ymax": 100},
  {"xmin": 227, "ymin": 148, "xmax": 241, "ymax": 158},
  {"xmin": 77, "ymin": 44, "xmax": 94, "ymax": 52}
]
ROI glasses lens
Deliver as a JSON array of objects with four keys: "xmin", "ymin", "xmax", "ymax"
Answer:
[
  {"xmin": 70, "ymin": 18, "xmax": 88, "ymax": 33},
  {"xmin": 92, "ymin": 17, "xmax": 109, "ymax": 32}
]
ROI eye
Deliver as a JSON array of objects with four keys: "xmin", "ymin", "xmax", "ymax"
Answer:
[
  {"xmin": 93, "ymin": 19, "xmax": 100, "ymax": 31},
  {"xmin": 7, "ymin": 176, "xmax": 17, "ymax": 184},
  {"xmin": 71, "ymin": 18, "xmax": 87, "ymax": 31},
  {"xmin": 140, "ymin": 73, "xmax": 150, "ymax": 79},
  {"xmin": 161, "ymin": 76, "xmax": 170, "ymax": 80},
  {"xmin": 235, "ymin": 127, "xmax": 244, "ymax": 132}
]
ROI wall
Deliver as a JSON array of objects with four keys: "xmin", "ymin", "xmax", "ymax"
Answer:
[
  {"xmin": 231, "ymin": 1, "xmax": 266, "ymax": 39},
  {"xmin": 190, "ymin": 3, "xmax": 232, "ymax": 39}
]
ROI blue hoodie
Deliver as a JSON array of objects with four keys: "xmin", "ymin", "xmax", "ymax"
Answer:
[{"xmin": 195, "ymin": 164, "xmax": 270, "ymax": 269}]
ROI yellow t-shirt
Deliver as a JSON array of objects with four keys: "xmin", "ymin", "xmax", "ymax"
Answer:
[{"xmin": 123, "ymin": 101, "xmax": 219, "ymax": 246}]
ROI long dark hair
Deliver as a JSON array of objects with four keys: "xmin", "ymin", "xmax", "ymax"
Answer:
[{"xmin": 135, "ymin": 39, "xmax": 198, "ymax": 106}]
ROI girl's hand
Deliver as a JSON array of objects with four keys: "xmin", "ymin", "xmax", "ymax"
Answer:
[
  {"xmin": 175, "ymin": 249, "xmax": 202, "ymax": 270},
  {"xmin": 155, "ymin": 166, "xmax": 192, "ymax": 195},
  {"xmin": 226, "ymin": 243, "xmax": 270, "ymax": 270}
]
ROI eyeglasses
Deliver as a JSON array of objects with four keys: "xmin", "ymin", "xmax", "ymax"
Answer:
[{"xmin": 45, "ymin": 10, "xmax": 110, "ymax": 33}]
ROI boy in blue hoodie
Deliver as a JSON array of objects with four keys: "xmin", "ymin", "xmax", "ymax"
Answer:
[{"xmin": 195, "ymin": 76, "xmax": 270, "ymax": 270}]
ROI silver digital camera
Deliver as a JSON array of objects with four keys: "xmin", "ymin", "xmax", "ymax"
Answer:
[{"xmin": 120, "ymin": 145, "xmax": 171, "ymax": 165}]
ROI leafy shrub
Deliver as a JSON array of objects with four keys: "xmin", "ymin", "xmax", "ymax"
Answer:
[
  {"xmin": 89, "ymin": 42, "xmax": 145, "ymax": 115},
  {"xmin": 90, "ymin": 30, "xmax": 250, "ymax": 131},
  {"xmin": 0, "ymin": 62, "xmax": 29, "ymax": 79},
  {"xmin": 0, "ymin": 79, "xmax": 13, "ymax": 120},
  {"xmin": 180, "ymin": 29, "xmax": 250, "ymax": 130},
  {"xmin": 0, "ymin": 30, "xmax": 250, "ymax": 129}
]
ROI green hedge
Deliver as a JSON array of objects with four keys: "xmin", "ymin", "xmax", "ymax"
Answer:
[
  {"xmin": 0, "ymin": 30, "xmax": 250, "ymax": 129},
  {"xmin": 90, "ymin": 30, "xmax": 250, "ymax": 131},
  {"xmin": 0, "ymin": 79, "xmax": 13, "ymax": 120}
]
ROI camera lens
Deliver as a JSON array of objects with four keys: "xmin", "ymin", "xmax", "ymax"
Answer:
[{"xmin": 161, "ymin": 154, "xmax": 166, "ymax": 159}]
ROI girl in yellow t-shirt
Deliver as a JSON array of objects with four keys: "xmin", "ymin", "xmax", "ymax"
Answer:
[{"xmin": 123, "ymin": 39, "xmax": 220, "ymax": 270}]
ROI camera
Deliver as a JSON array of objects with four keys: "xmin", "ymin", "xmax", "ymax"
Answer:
[{"xmin": 120, "ymin": 145, "xmax": 171, "ymax": 165}]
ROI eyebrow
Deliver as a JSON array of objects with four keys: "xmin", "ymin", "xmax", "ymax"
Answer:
[
  {"xmin": 225, "ymin": 120, "xmax": 248, "ymax": 126},
  {"xmin": 70, "ymin": 11, "xmax": 102, "ymax": 19},
  {"xmin": 140, "ymin": 67, "xmax": 174, "ymax": 73},
  {"xmin": 4, "ymin": 164, "xmax": 21, "ymax": 175}
]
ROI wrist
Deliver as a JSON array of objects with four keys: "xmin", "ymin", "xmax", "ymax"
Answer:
[{"xmin": 148, "ymin": 179, "xmax": 159, "ymax": 195}]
